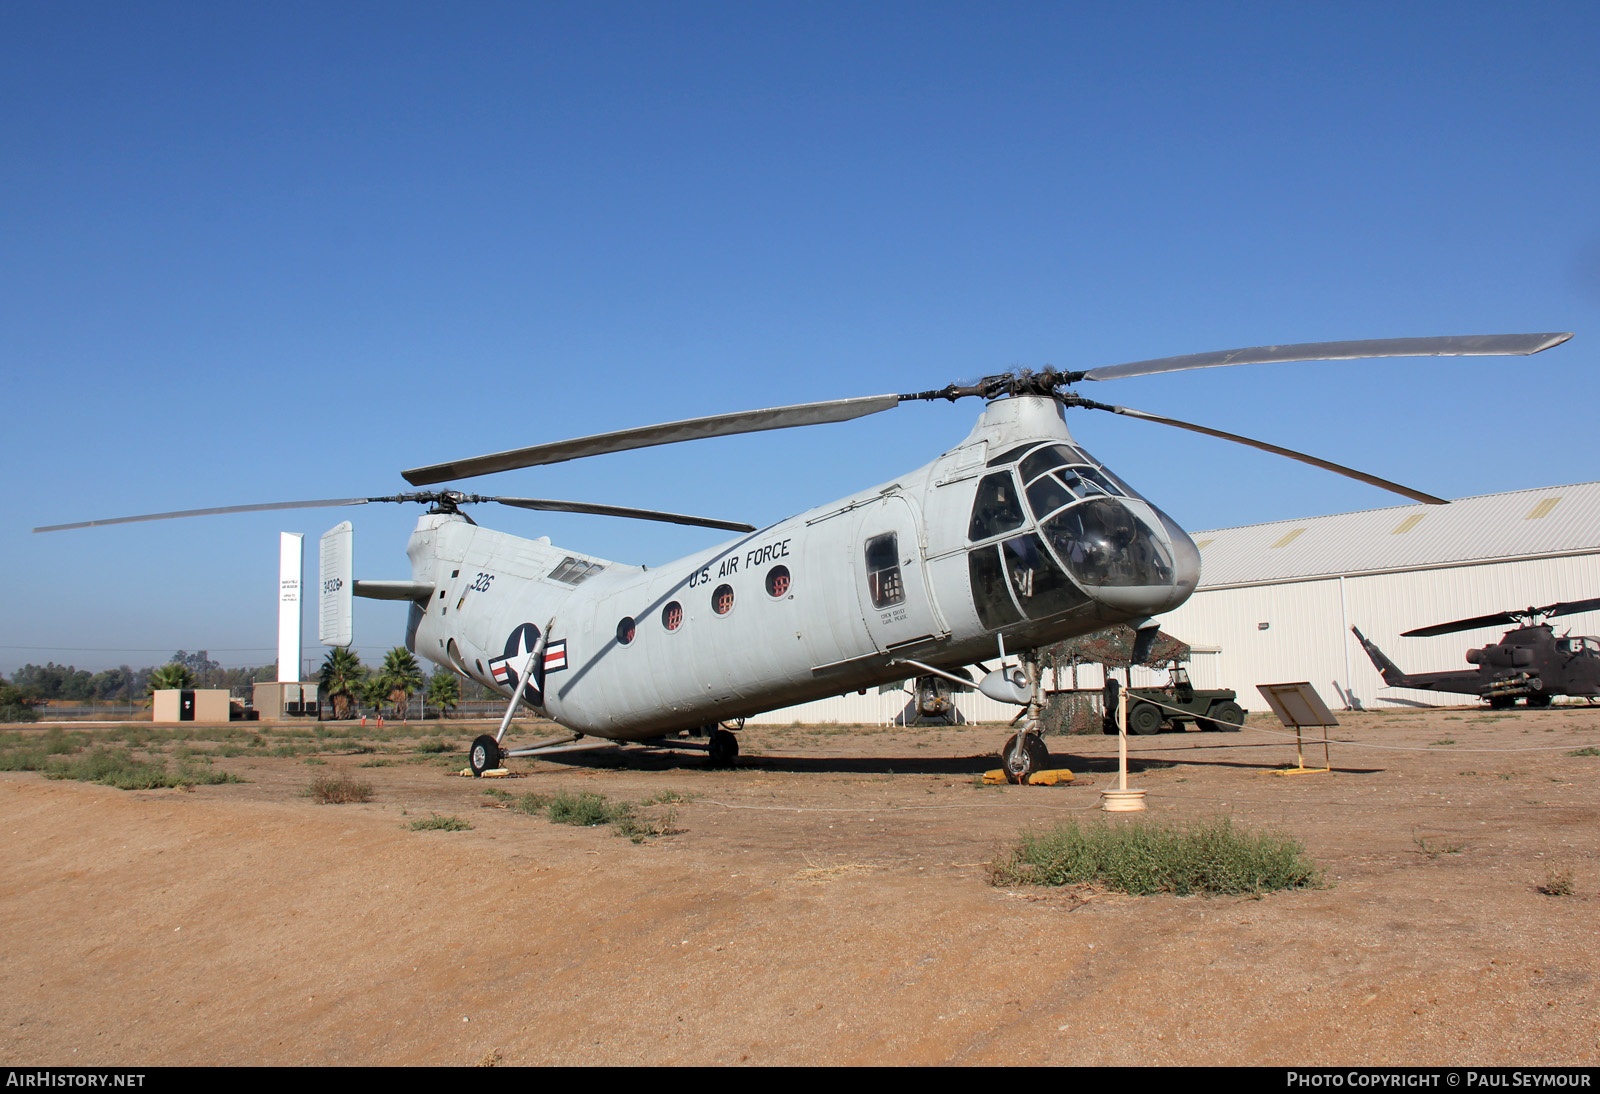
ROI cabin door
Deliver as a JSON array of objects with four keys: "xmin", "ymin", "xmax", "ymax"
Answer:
[{"xmin": 852, "ymin": 495, "xmax": 944, "ymax": 652}]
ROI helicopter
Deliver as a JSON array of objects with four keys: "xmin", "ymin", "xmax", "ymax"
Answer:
[
  {"xmin": 1352, "ymin": 595, "xmax": 1600, "ymax": 708},
  {"xmin": 36, "ymin": 332, "xmax": 1572, "ymax": 782}
]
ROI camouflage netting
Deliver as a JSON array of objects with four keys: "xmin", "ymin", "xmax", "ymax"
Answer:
[
  {"xmin": 1040, "ymin": 625, "xmax": 1191, "ymax": 672},
  {"xmin": 1035, "ymin": 625, "xmax": 1191, "ymax": 735}
]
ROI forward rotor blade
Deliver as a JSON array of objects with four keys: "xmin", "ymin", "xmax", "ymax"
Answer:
[
  {"xmin": 1539, "ymin": 596, "xmax": 1600, "ymax": 620},
  {"xmin": 1077, "ymin": 400, "xmax": 1447, "ymax": 505},
  {"xmin": 33, "ymin": 498, "xmax": 374, "ymax": 533},
  {"xmin": 403, "ymin": 394, "xmax": 903, "ymax": 486},
  {"xmin": 490, "ymin": 497, "xmax": 754, "ymax": 533},
  {"xmin": 1402, "ymin": 612, "xmax": 1523, "ymax": 638},
  {"xmin": 1081, "ymin": 333, "xmax": 1572, "ymax": 382}
]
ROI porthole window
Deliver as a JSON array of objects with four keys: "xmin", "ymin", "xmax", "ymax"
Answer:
[
  {"xmin": 712, "ymin": 584, "xmax": 735, "ymax": 615},
  {"xmin": 616, "ymin": 617, "xmax": 636, "ymax": 646},
  {"xmin": 766, "ymin": 565, "xmax": 791, "ymax": 597},
  {"xmin": 662, "ymin": 601, "xmax": 683, "ymax": 631}
]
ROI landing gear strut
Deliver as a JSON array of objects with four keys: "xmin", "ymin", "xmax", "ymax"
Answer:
[
  {"xmin": 708, "ymin": 727, "xmax": 740, "ymax": 768},
  {"xmin": 1000, "ymin": 650, "xmax": 1050, "ymax": 784}
]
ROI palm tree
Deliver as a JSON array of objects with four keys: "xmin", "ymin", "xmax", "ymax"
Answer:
[
  {"xmin": 377, "ymin": 648, "xmax": 425, "ymax": 721},
  {"xmin": 319, "ymin": 648, "xmax": 366, "ymax": 720},
  {"xmin": 425, "ymin": 670, "xmax": 461, "ymax": 719},
  {"xmin": 360, "ymin": 674, "xmax": 390, "ymax": 719},
  {"xmin": 147, "ymin": 662, "xmax": 196, "ymax": 694}
]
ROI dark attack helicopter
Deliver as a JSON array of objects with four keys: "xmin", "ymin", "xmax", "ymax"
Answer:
[{"xmin": 1352, "ymin": 597, "xmax": 1600, "ymax": 708}]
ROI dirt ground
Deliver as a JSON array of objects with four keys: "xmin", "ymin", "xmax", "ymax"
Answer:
[{"xmin": 1, "ymin": 705, "xmax": 1597, "ymax": 1067}]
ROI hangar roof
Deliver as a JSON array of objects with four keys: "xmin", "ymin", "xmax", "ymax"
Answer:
[{"xmin": 1190, "ymin": 482, "xmax": 1600, "ymax": 589}]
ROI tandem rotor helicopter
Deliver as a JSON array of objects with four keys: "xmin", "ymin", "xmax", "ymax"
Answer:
[{"xmin": 37, "ymin": 332, "xmax": 1572, "ymax": 782}]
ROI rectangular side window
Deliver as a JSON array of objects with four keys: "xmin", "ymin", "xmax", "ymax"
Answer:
[{"xmin": 864, "ymin": 533, "xmax": 905, "ymax": 609}]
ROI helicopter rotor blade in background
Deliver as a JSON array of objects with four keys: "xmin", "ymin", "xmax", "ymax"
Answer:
[
  {"xmin": 1400, "ymin": 595, "xmax": 1600, "ymax": 638},
  {"xmin": 33, "ymin": 497, "xmax": 377, "ymax": 533},
  {"xmin": 403, "ymin": 394, "xmax": 904, "ymax": 486},
  {"xmin": 1069, "ymin": 397, "xmax": 1448, "ymax": 505},
  {"xmin": 1401, "ymin": 612, "xmax": 1526, "ymax": 638},
  {"xmin": 1078, "ymin": 333, "xmax": 1573, "ymax": 383},
  {"xmin": 489, "ymin": 497, "xmax": 755, "ymax": 533},
  {"xmin": 1537, "ymin": 596, "xmax": 1600, "ymax": 620}
]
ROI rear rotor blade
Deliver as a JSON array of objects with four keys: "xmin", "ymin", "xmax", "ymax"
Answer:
[
  {"xmin": 1073, "ymin": 398, "xmax": 1447, "ymax": 505},
  {"xmin": 34, "ymin": 497, "xmax": 375, "ymax": 533},
  {"xmin": 490, "ymin": 497, "xmax": 754, "ymax": 533},
  {"xmin": 1081, "ymin": 333, "xmax": 1572, "ymax": 382},
  {"xmin": 403, "ymin": 394, "xmax": 903, "ymax": 486}
]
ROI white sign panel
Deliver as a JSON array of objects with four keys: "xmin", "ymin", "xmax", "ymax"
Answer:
[{"xmin": 278, "ymin": 532, "xmax": 303, "ymax": 683}]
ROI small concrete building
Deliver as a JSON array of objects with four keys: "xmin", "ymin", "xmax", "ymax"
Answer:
[
  {"xmin": 152, "ymin": 688, "xmax": 231, "ymax": 723},
  {"xmin": 1158, "ymin": 481, "xmax": 1600, "ymax": 709},
  {"xmin": 251, "ymin": 681, "xmax": 321, "ymax": 721}
]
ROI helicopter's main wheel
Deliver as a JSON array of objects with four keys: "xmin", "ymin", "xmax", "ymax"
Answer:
[
  {"xmin": 1001, "ymin": 733, "xmax": 1051, "ymax": 784},
  {"xmin": 469, "ymin": 734, "xmax": 502, "ymax": 777},
  {"xmin": 1525, "ymin": 692, "xmax": 1552, "ymax": 708},
  {"xmin": 708, "ymin": 728, "xmax": 739, "ymax": 768},
  {"xmin": 1488, "ymin": 695, "xmax": 1515, "ymax": 710}
]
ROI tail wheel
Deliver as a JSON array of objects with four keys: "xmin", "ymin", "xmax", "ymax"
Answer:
[{"xmin": 469, "ymin": 734, "xmax": 502, "ymax": 777}]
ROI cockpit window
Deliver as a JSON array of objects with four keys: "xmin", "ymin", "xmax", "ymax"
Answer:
[
  {"xmin": 968, "ymin": 545, "xmax": 1023, "ymax": 629},
  {"xmin": 986, "ymin": 443, "xmax": 1035, "ymax": 467},
  {"xmin": 968, "ymin": 472, "xmax": 1026, "ymax": 541},
  {"xmin": 1019, "ymin": 444, "xmax": 1084, "ymax": 482},
  {"xmin": 864, "ymin": 533, "xmax": 905, "ymax": 609},
  {"xmin": 1043, "ymin": 499, "xmax": 1175, "ymax": 587},
  {"xmin": 1000, "ymin": 533, "xmax": 1089, "ymax": 620},
  {"xmin": 1025, "ymin": 473, "xmax": 1077, "ymax": 519}
]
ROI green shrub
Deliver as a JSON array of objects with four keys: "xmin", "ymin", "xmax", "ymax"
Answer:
[
  {"xmin": 408, "ymin": 813, "xmax": 472, "ymax": 831},
  {"xmin": 44, "ymin": 749, "xmax": 173, "ymax": 789},
  {"xmin": 38, "ymin": 748, "xmax": 239, "ymax": 790},
  {"xmin": 991, "ymin": 815, "xmax": 1320, "ymax": 896},
  {"xmin": 306, "ymin": 771, "xmax": 373, "ymax": 804},
  {"xmin": 547, "ymin": 790, "xmax": 615, "ymax": 827}
]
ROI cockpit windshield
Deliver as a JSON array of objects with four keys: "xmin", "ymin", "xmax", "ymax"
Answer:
[
  {"xmin": 967, "ymin": 440, "xmax": 1193, "ymax": 609},
  {"xmin": 1042, "ymin": 499, "xmax": 1176, "ymax": 587}
]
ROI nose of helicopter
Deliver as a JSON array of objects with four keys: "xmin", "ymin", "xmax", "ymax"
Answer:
[{"xmin": 1067, "ymin": 501, "xmax": 1202, "ymax": 619}]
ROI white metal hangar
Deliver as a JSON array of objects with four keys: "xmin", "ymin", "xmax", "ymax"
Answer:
[{"xmin": 1156, "ymin": 481, "xmax": 1600, "ymax": 710}]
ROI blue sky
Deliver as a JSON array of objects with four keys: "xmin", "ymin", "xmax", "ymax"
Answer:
[{"xmin": 4, "ymin": 2, "xmax": 1598, "ymax": 675}]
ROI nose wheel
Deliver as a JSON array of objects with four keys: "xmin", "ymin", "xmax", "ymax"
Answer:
[{"xmin": 1001, "ymin": 732, "xmax": 1051, "ymax": 783}]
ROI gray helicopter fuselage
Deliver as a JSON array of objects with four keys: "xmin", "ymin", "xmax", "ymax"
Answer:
[{"xmin": 406, "ymin": 396, "xmax": 1201, "ymax": 738}]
